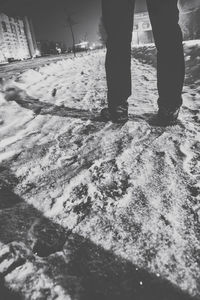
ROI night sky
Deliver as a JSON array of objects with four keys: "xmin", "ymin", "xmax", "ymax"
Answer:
[{"xmin": 1, "ymin": 0, "xmax": 147, "ymax": 46}]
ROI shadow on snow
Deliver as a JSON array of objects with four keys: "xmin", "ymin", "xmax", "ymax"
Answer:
[{"xmin": 0, "ymin": 167, "xmax": 197, "ymax": 300}]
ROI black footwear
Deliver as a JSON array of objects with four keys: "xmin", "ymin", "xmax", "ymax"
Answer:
[
  {"xmin": 157, "ymin": 106, "xmax": 180, "ymax": 126},
  {"xmin": 100, "ymin": 105, "xmax": 128, "ymax": 123}
]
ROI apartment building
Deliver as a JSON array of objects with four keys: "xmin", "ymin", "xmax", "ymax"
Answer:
[
  {"xmin": 132, "ymin": 12, "xmax": 154, "ymax": 45},
  {"xmin": 0, "ymin": 13, "xmax": 38, "ymax": 63}
]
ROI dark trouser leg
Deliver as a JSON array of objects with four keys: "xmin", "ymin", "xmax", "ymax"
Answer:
[
  {"xmin": 146, "ymin": 0, "xmax": 185, "ymax": 109},
  {"xmin": 102, "ymin": 0, "xmax": 135, "ymax": 110}
]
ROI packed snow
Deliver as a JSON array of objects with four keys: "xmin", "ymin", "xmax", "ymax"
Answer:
[{"xmin": 0, "ymin": 44, "xmax": 200, "ymax": 299}]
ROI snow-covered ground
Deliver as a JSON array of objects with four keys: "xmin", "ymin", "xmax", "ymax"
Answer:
[
  {"xmin": 0, "ymin": 53, "xmax": 78, "ymax": 80},
  {"xmin": 0, "ymin": 46, "xmax": 200, "ymax": 299},
  {"xmin": 132, "ymin": 40, "xmax": 200, "ymax": 88}
]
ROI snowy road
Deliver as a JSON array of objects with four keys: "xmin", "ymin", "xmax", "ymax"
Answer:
[
  {"xmin": 0, "ymin": 50, "xmax": 200, "ymax": 299},
  {"xmin": 0, "ymin": 53, "xmax": 84, "ymax": 80}
]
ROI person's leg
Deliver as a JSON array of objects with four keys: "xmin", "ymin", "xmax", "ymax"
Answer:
[
  {"xmin": 146, "ymin": 0, "xmax": 185, "ymax": 110},
  {"xmin": 102, "ymin": 0, "xmax": 135, "ymax": 112}
]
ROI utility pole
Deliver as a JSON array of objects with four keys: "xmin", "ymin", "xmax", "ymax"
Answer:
[
  {"xmin": 61, "ymin": 1, "xmax": 82, "ymax": 58},
  {"xmin": 66, "ymin": 14, "xmax": 77, "ymax": 57}
]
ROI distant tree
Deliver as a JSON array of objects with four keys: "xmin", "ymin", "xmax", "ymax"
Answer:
[
  {"xmin": 60, "ymin": 0, "xmax": 88, "ymax": 56},
  {"xmin": 40, "ymin": 40, "xmax": 50, "ymax": 55},
  {"xmin": 49, "ymin": 41, "xmax": 57, "ymax": 54},
  {"xmin": 193, "ymin": 8, "xmax": 200, "ymax": 39},
  {"xmin": 40, "ymin": 40, "xmax": 62, "ymax": 56},
  {"xmin": 98, "ymin": 17, "xmax": 107, "ymax": 46},
  {"xmin": 66, "ymin": 13, "xmax": 78, "ymax": 57}
]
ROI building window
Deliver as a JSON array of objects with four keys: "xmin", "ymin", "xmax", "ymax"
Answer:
[
  {"xmin": 11, "ymin": 23, "xmax": 15, "ymax": 33},
  {"xmin": 13, "ymin": 25, "xmax": 17, "ymax": 36},
  {"xmin": 2, "ymin": 21, "xmax": 7, "ymax": 32},
  {"xmin": 133, "ymin": 24, "xmax": 139, "ymax": 31},
  {"xmin": 142, "ymin": 22, "xmax": 150, "ymax": 30},
  {"xmin": 18, "ymin": 25, "xmax": 21, "ymax": 35}
]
